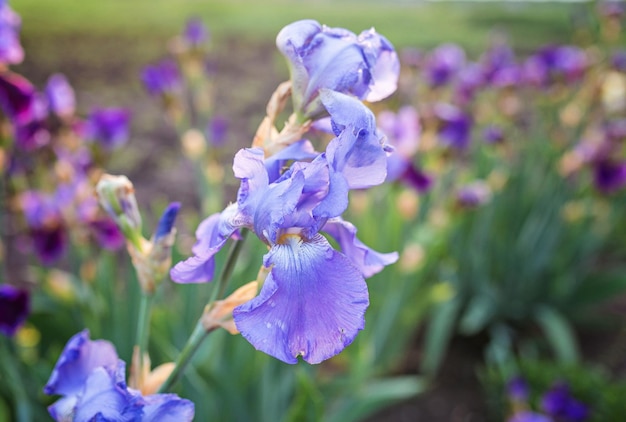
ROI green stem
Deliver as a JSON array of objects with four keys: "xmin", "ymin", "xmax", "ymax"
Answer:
[
  {"xmin": 158, "ymin": 229, "xmax": 249, "ymax": 392},
  {"xmin": 135, "ymin": 293, "xmax": 154, "ymax": 380},
  {"xmin": 157, "ymin": 320, "xmax": 212, "ymax": 393},
  {"xmin": 209, "ymin": 229, "xmax": 248, "ymax": 304},
  {"xmin": 0, "ymin": 338, "xmax": 31, "ymax": 422}
]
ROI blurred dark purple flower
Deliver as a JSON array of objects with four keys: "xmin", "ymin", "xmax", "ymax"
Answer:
[
  {"xmin": 0, "ymin": 70, "xmax": 36, "ymax": 125},
  {"xmin": 423, "ymin": 43, "xmax": 466, "ymax": 87},
  {"xmin": 598, "ymin": 1, "xmax": 625, "ymax": 18},
  {"xmin": 433, "ymin": 103, "xmax": 473, "ymax": 149},
  {"xmin": 541, "ymin": 382, "xmax": 590, "ymax": 422},
  {"xmin": 44, "ymin": 330, "xmax": 194, "ymax": 421},
  {"xmin": 183, "ymin": 17, "xmax": 209, "ymax": 46},
  {"xmin": 508, "ymin": 411, "xmax": 552, "ymax": 422},
  {"xmin": 45, "ymin": 73, "xmax": 75, "ymax": 117},
  {"xmin": 479, "ymin": 41, "xmax": 521, "ymax": 88},
  {"xmin": 454, "ymin": 62, "xmax": 484, "ymax": 105},
  {"xmin": 593, "ymin": 158, "xmax": 626, "ymax": 194},
  {"xmin": 276, "ymin": 19, "xmax": 399, "ymax": 119},
  {"xmin": 506, "ymin": 376, "xmax": 529, "ymax": 401},
  {"xmin": 377, "ymin": 106, "xmax": 431, "ymax": 192},
  {"xmin": 524, "ymin": 45, "xmax": 587, "ymax": 87},
  {"xmin": 611, "ymin": 50, "xmax": 626, "ymax": 72},
  {"xmin": 20, "ymin": 190, "xmax": 67, "ymax": 264},
  {"xmin": 0, "ymin": 284, "xmax": 29, "ymax": 336},
  {"xmin": 88, "ymin": 219, "xmax": 125, "ymax": 250},
  {"xmin": 0, "ymin": 1, "xmax": 23, "ymax": 65},
  {"xmin": 483, "ymin": 125, "xmax": 504, "ymax": 144},
  {"xmin": 142, "ymin": 59, "xmax": 182, "ymax": 96},
  {"xmin": 207, "ymin": 114, "xmax": 228, "ymax": 146},
  {"xmin": 456, "ymin": 181, "xmax": 492, "ymax": 208},
  {"xmin": 84, "ymin": 107, "xmax": 131, "ymax": 149}
]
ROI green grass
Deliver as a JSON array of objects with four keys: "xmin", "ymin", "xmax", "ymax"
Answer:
[{"xmin": 14, "ymin": 0, "xmax": 583, "ymax": 51}]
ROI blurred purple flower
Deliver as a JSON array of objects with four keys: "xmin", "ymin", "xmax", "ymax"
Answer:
[
  {"xmin": 20, "ymin": 190, "xmax": 67, "ymax": 264},
  {"xmin": 84, "ymin": 107, "xmax": 131, "ymax": 149},
  {"xmin": 377, "ymin": 106, "xmax": 432, "ymax": 192},
  {"xmin": 400, "ymin": 46, "xmax": 424, "ymax": 68},
  {"xmin": 593, "ymin": 158, "xmax": 626, "ymax": 194},
  {"xmin": 0, "ymin": 1, "xmax": 23, "ymax": 65},
  {"xmin": 524, "ymin": 45, "xmax": 587, "ymax": 87},
  {"xmin": 506, "ymin": 376, "xmax": 529, "ymax": 402},
  {"xmin": 276, "ymin": 19, "xmax": 399, "ymax": 119},
  {"xmin": 541, "ymin": 382, "xmax": 590, "ymax": 422},
  {"xmin": 142, "ymin": 59, "xmax": 182, "ymax": 97},
  {"xmin": 0, "ymin": 284, "xmax": 29, "ymax": 336},
  {"xmin": 508, "ymin": 411, "xmax": 552, "ymax": 422},
  {"xmin": 45, "ymin": 73, "xmax": 75, "ymax": 118},
  {"xmin": 480, "ymin": 41, "xmax": 520, "ymax": 87},
  {"xmin": 433, "ymin": 103, "xmax": 473, "ymax": 149},
  {"xmin": 206, "ymin": 114, "xmax": 228, "ymax": 146},
  {"xmin": 183, "ymin": 17, "xmax": 209, "ymax": 46},
  {"xmin": 611, "ymin": 50, "xmax": 626, "ymax": 72},
  {"xmin": 423, "ymin": 43, "xmax": 466, "ymax": 87},
  {"xmin": 454, "ymin": 62, "xmax": 485, "ymax": 105},
  {"xmin": 483, "ymin": 125, "xmax": 504, "ymax": 144},
  {"xmin": 0, "ymin": 70, "xmax": 36, "ymax": 125},
  {"xmin": 172, "ymin": 91, "xmax": 397, "ymax": 364},
  {"xmin": 456, "ymin": 181, "xmax": 492, "ymax": 208},
  {"xmin": 44, "ymin": 330, "xmax": 194, "ymax": 421}
]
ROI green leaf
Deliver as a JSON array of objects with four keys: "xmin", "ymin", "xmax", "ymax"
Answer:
[
  {"xmin": 326, "ymin": 376, "xmax": 428, "ymax": 422},
  {"xmin": 459, "ymin": 294, "xmax": 496, "ymax": 335},
  {"xmin": 534, "ymin": 306, "xmax": 580, "ymax": 364},
  {"xmin": 421, "ymin": 296, "xmax": 462, "ymax": 376}
]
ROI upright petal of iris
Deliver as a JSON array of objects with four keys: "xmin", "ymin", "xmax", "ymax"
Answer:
[
  {"xmin": 233, "ymin": 233, "xmax": 369, "ymax": 364},
  {"xmin": 276, "ymin": 20, "xmax": 399, "ymax": 120}
]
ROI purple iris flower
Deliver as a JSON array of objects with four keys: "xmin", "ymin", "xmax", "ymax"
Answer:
[
  {"xmin": 593, "ymin": 158, "xmax": 626, "ymax": 194},
  {"xmin": 44, "ymin": 330, "xmax": 194, "ymax": 421},
  {"xmin": 454, "ymin": 62, "xmax": 485, "ymax": 105},
  {"xmin": 0, "ymin": 1, "xmax": 23, "ymax": 65},
  {"xmin": 423, "ymin": 43, "xmax": 466, "ymax": 87},
  {"xmin": 45, "ymin": 73, "xmax": 75, "ymax": 118},
  {"xmin": 483, "ymin": 125, "xmax": 504, "ymax": 144},
  {"xmin": 611, "ymin": 50, "xmax": 626, "ymax": 72},
  {"xmin": 183, "ymin": 17, "xmax": 209, "ymax": 46},
  {"xmin": 524, "ymin": 45, "xmax": 587, "ymax": 87},
  {"xmin": 506, "ymin": 376, "xmax": 529, "ymax": 402},
  {"xmin": 0, "ymin": 284, "xmax": 29, "ymax": 336},
  {"xmin": 0, "ymin": 70, "xmax": 36, "ymax": 125},
  {"xmin": 84, "ymin": 107, "xmax": 131, "ymax": 149},
  {"xmin": 21, "ymin": 190, "xmax": 67, "ymax": 264},
  {"xmin": 433, "ymin": 103, "xmax": 473, "ymax": 150},
  {"xmin": 508, "ymin": 411, "xmax": 552, "ymax": 422},
  {"xmin": 456, "ymin": 181, "xmax": 492, "ymax": 208},
  {"xmin": 206, "ymin": 114, "xmax": 228, "ymax": 146},
  {"xmin": 142, "ymin": 59, "xmax": 182, "ymax": 97},
  {"xmin": 479, "ymin": 41, "xmax": 520, "ymax": 87},
  {"xmin": 171, "ymin": 90, "xmax": 397, "ymax": 364},
  {"xmin": 378, "ymin": 106, "xmax": 432, "ymax": 192},
  {"xmin": 276, "ymin": 20, "xmax": 399, "ymax": 120},
  {"xmin": 541, "ymin": 382, "xmax": 589, "ymax": 422}
]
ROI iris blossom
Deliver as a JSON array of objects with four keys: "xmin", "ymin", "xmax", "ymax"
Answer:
[
  {"xmin": 0, "ymin": 284, "xmax": 29, "ymax": 336},
  {"xmin": 276, "ymin": 19, "xmax": 399, "ymax": 120},
  {"xmin": 44, "ymin": 330, "xmax": 194, "ymax": 421},
  {"xmin": 0, "ymin": 0, "xmax": 23, "ymax": 65},
  {"xmin": 377, "ymin": 105, "xmax": 432, "ymax": 192},
  {"xmin": 45, "ymin": 73, "xmax": 75, "ymax": 118},
  {"xmin": 84, "ymin": 107, "xmax": 131, "ymax": 150},
  {"xmin": 172, "ymin": 90, "xmax": 398, "ymax": 364}
]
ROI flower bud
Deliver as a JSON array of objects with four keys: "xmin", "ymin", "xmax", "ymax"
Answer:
[{"xmin": 95, "ymin": 174, "xmax": 142, "ymax": 248}]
